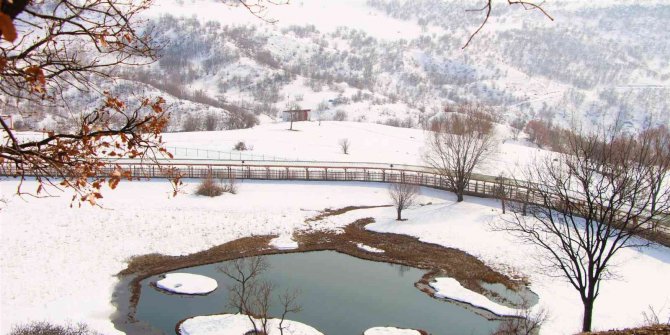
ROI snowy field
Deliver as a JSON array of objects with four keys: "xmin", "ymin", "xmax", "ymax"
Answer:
[
  {"xmin": 0, "ymin": 179, "xmax": 433, "ymax": 335},
  {"xmin": 2, "ymin": 122, "xmax": 669, "ymax": 335},
  {"xmin": 161, "ymin": 121, "xmax": 549, "ymax": 178},
  {"xmin": 2, "ymin": 178, "xmax": 669, "ymax": 335}
]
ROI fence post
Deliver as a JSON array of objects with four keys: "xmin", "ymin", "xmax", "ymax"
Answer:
[{"xmin": 523, "ymin": 189, "xmax": 530, "ymax": 216}]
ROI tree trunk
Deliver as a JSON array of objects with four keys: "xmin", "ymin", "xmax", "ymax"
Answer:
[
  {"xmin": 456, "ymin": 192, "xmax": 464, "ymax": 202},
  {"xmin": 397, "ymin": 208, "xmax": 402, "ymax": 221},
  {"xmin": 582, "ymin": 297, "xmax": 594, "ymax": 332}
]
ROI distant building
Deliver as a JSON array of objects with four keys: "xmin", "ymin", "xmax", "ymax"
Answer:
[{"xmin": 282, "ymin": 109, "xmax": 311, "ymax": 122}]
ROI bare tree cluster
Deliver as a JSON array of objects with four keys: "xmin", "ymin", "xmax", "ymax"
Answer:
[
  {"xmin": 510, "ymin": 116, "xmax": 527, "ymax": 141},
  {"xmin": 9, "ymin": 322, "xmax": 102, "ymax": 335},
  {"xmin": 499, "ymin": 125, "xmax": 670, "ymax": 332},
  {"xmin": 218, "ymin": 256, "xmax": 301, "ymax": 335},
  {"xmin": 424, "ymin": 104, "xmax": 498, "ymax": 202},
  {"xmin": 389, "ymin": 182, "xmax": 419, "ymax": 221}
]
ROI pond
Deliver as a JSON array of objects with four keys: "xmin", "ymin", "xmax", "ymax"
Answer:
[{"xmin": 136, "ymin": 251, "xmax": 510, "ymax": 335}]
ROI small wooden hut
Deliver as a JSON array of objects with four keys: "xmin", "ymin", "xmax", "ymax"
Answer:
[{"xmin": 282, "ymin": 109, "xmax": 311, "ymax": 122}]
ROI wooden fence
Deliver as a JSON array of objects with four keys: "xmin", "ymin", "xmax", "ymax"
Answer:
[
  {"xmin": 1, "ymin": 160, "xmax": 668, "ymax": 238},
  {"xmin": 0, "ymin": 161, "xmax": 525, "ymax": 201}
]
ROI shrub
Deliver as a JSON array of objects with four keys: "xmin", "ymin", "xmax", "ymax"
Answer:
[
  {"xmin": 333, "ymin": 110, "xmax": 348, "ymax": 121},
  {"xmin": 10, "ymin": 322, "xmax": 101, "ymax": 335},
  {"xmin": 221, "ymin": 177, "xmax": 238, "ymax": 195},
  {"xmin": 233, "ymin": 141, "xmax": 248, "ymax": 151},
  {"xmin": 338, "ymin": 138, "xmax": 351, "ymax": 154},
  {"xmin": 196, "ymin": 174, "xmax": 224, "ymax": 197}
]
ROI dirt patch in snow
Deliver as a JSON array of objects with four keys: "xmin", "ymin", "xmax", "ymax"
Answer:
[
  {"xmin": 305, "ymin": 204, "xmax": 393, "ymax": 222},
  {"xmin": 114, "ymin": 216, "xmax": 525, "ymax": 334}
]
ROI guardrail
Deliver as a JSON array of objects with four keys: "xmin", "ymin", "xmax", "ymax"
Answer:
[
  {"xmin": 164, "ymin": 146, "xmax": 295, "ymax": 162},
  {"xmin": 0, "ymin": 160, "xmax": 527, "ymax": 200},
  {"xmin": 1, "ymin": 160, "xmax": 668, "ymax": 240}
]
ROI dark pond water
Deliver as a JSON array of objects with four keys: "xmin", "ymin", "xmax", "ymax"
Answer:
[{"xmin": 136, "ymin": 251, "xmax": 507, "ymax": 335}]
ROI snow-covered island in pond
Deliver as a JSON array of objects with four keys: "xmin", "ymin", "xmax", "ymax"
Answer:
[
  {"xmin": 155, "ymin": 273, "xmax": 218, "ymax": 295},
  {"xmin": 179, "ymin": 314, "xmax": 324, "ymax": 335}
]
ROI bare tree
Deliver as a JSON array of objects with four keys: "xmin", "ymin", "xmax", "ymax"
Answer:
[
  {"xmin": 639, "ymin": 125, "xmax": 670, "ymax": 215},
  {"xmin": 250, "ymin": 280, "xmax": 274, "ymax": 334},
  {"xmin": 641, "ymin": 305, "xmax": 670, "ymax": 326},
  {"xmin": 233, "ymin": 0, "xmax": 289, "ymax": 23},
  {"xmin": 424, "ymin": 104, "xmax": 497, "ymax": 202},
  {"xmin": 494, "ymin": 173, "xmax": 508, "ymax": 214},
  {"xmin": 339, "ymin": 138, "xmax": 351, "ymax": 154},
  {"xmin": 219, "ymin": 256, "xmax": 301, "ymax": 335},
  {"xmin": 204, "ymin": 112, "xmax": 221, "ymax": 131},
  {"xmin": 278, "ymin": 289, "xmax": 302, "ymax": 335},
  {"xmin": 389, "ymin": 182, "xmax": 419, "ymax": 221},
  {"xmin": 498, "ymin": 128, "xmax": 670, "ymax": 332},
  {"xmin": 288, "ymin": 111, "xmax": 295, "ymax": 131},
  {"xmin": 219, "ymin": 256, "xmax": 269, "ymax": 330},
  {"xmin": 510, "ymin": 116, "xmax": 527, "ymax": 141},
  {"xmin": 464, "ymin": 0, "xmax": 553, "ymax": 49}
]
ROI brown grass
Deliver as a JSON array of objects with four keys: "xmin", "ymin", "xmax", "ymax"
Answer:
[
  {"xmin": 579, "ymin": 325, "xmax": 670, "ymax": 335},
  {"xmin": 305, "ymin": 205, "xmax": 393, "ymax": 222},
  {"xmin": 195, "ymin": 176, "xmax": 224, "ymax": 197}
]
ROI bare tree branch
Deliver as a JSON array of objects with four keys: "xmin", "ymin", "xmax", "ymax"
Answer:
[{"xmin": 463, "ymin": 0, "xmax": 554, "ymax": 49}]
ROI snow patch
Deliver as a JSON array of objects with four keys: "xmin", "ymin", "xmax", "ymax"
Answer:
[
  {"xmin": 430, "ymin": 278, "xmax": 522, "ymax": 317},
  {"xmin": 270, "ymin": 235, "xmax": 299, "ymax": 250},
  {"xmin": 364, "ymin": 327, "xmax": 422, "ymax": 335},
  {"xmin": 356, "ymin": 243, "xmax": 384, "ymax": 253},
  {"xmin": 156, "ymin": 273, "xmax": 217, "ymax": 295},
  {"xmin": 179, "ymin": 314, "xmax": 323, "ymax": 335}
]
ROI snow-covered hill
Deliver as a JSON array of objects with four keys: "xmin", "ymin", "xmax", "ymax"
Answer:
[{"xmin": 9, "ymin": 0, "xmax": 670, "ymax": 134}]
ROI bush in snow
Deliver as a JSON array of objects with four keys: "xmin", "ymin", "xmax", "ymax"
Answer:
[
  {"xmin": 233, "ymin": 141, "xmax": 249, "ymax": 151},
  {"xmin": 10, "ymin": 322, "xmax": 101, "ymax": 335},
  {"xmin": 196, "ymin": 174, "xmax": 224, "ymax": 197},
  {"xmin": 221, "ymin": 177, "xmax": 238, "ymax": 195},
  {"xmin": 333, "ymin": 109, "xmax": 348, "ymax": 121}
]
